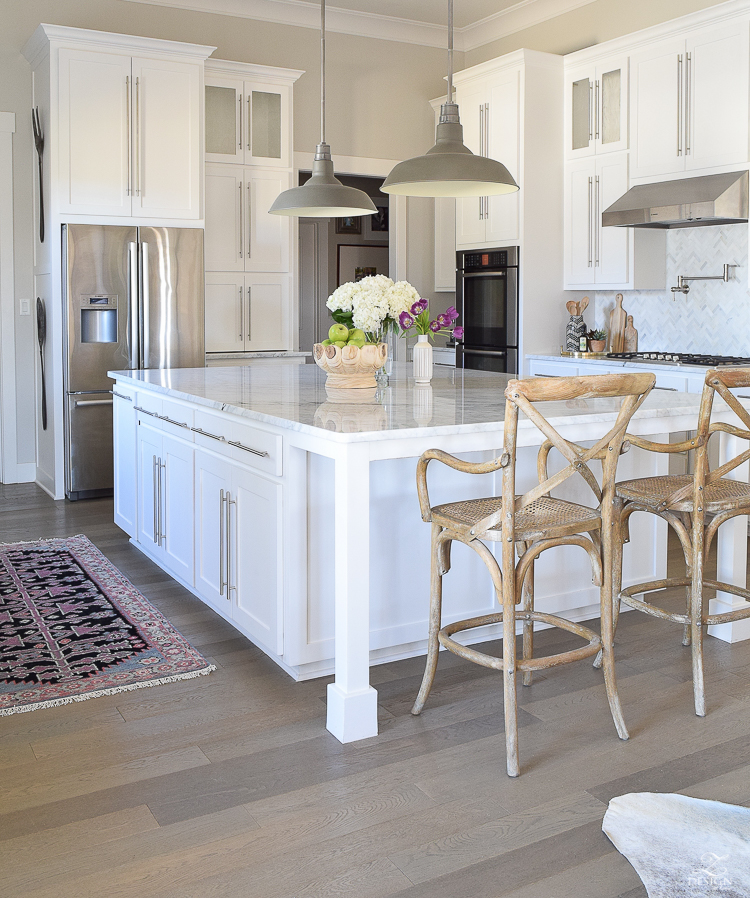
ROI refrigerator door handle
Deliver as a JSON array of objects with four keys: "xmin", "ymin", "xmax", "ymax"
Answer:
[
  {"xmin": 128, "ymin": 241, "xmax": 138, "ymax": 368},
  {"xmin": 141, "ymin": 241, "xmax": 150, "ymax": 367}
]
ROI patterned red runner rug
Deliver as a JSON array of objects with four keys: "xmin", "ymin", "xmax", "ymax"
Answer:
[{"xmin": 0, "ymin": 534, "xmax": 214, "ymax": 715}]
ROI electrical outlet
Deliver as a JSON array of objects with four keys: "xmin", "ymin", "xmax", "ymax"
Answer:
[{"xmin": 19, "ymin": 299, "xmax": 30, "ymax": 316}]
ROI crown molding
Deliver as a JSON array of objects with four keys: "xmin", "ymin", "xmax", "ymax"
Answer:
[
  {"xmin": 206, "ymin": 57, "xmax": 304, "ymax": 82},
  {"xmin": 119, "ymin": 0, "xmax": 602, "ymax": 51}
]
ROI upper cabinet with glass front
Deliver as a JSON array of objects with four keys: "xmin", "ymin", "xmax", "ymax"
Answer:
[
  {"xmin": 204, "ymin": 60, "xmax": 303, "ymax": 168},
  {"xmin": 565, "ymin": 55, "xmax": 628, "ymax": 159}
]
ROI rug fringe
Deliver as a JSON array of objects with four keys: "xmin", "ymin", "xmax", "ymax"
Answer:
[{"xmin": 0, "ymin": 665, "xmax": 217, "ymax": 717}]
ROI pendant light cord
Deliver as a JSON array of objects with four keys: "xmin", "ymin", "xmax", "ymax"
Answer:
[
  {"xmin": 320, "ymin": 0, "xmax": 326, "ymax": 146},
  {"xmin": 447, "ymin": 0, "xmax": 453, "ymax": 105}
]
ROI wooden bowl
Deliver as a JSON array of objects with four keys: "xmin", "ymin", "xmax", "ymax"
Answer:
[{"xmin": 313, "ymin": 342, "xmax": 387, "ymax": 388}]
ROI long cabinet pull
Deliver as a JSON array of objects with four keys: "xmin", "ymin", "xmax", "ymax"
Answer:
[
  {"xmin": 594, "ymin": 175, "xmax": 600, "ymax": 268},
  {"xmin": 152, "ymin": 455, "xmax": 159, "ymax": 544},
  {"xmin": 478, "ymin": 104, "xmax": 484, "ymax": 221},
  {"xmin": 685, "ymin": 52, "xmax": 691, "ymax": 156},
  {"xmin": 158, "ymin": 414, "xmax": 189, "ymax": 429},
  {"xmin": 247, "ymin": 95, "xmax": 251, "ymax": 151},
  {"xmin": 247, "ymin": 286, "xmax": 251, "ymax": 342},
  {"xmin": 677, "ymin": 55, "xmax": 683, "ymax": 157},
  {"xmin": 238, "ymin": 182, "xmax": 243, "ymax": 258},
  {"xmin": 228, "ymin": 439, "xmax": 268, "ymax": 458},
  {"xmin": 126, "ymin": 76, "xmax": 131, "ymax": 196},
  {"xmin": 113, "ymin": 391, "xmax": 132, "ymax": 402},
  {"xmin": 135, "ymin": 76, "xmax": 141, "ymax": 195},
  {"xmin": 247, "ymin": 182, "xmax": 252, "ymax": 258},
  {"xmin": 589, "ymin": 80, "xmax": 594, "ymax": 142},
  {"xmin": 134, "ymin": 405, "xmax": 160, "ymax": 418},
  {"xmin": 159, "ymin": 459, "xmax": 166, "ymax": 546},
  {"xmin": 192, "ymin": 426, "xmax": 227, "ymax": 443},
  {"xmin": 238, "ymin": 93, "xmax": 243, "ymax": 150},
  {"xmin": 226, "ymin": 493, "xmax": 236, "ymax": 596},
  {"xmin": 587, "ymin": 176, "xmax": 593, "ymax": 267},
  {"xmin": 220, "ymin": 489, "xmax": 227, "ymax": 597},
  {"xmin": 239, "ymin": 285, "xmax": 244, "ymax": 341}
]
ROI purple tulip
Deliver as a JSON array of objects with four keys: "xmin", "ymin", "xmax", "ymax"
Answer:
[
  {"xmin": 446, "ymin": 306, "xmax": 459, "ymax": 322},
  {"xmin": 437, "ymin": 313, "xmax": 450, "ymax": 328},
  {"xmin": 452, "ymin": 325, "xmax": 464, "ymax": 341},
  {"xmin": 429, "ymin": 319, "xmax": 441, "ymax": 333},
  {"xmin": 410, "ymin": 301, "xmax": 423, "ymax": 315},
  {"xmin": 399, "ymin": 311, "xmax": 414, "ymax": 330},
  {"xmin": 418, "ymin": 298, "xmax": 429, "ymax": 311}
]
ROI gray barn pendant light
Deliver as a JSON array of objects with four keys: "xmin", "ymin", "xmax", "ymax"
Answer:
[
  {"xmin": 269, "ymin": 0, "xmax": 376, "ymax": 217},
  {"xmin": 382, "ymin": 0, "xmax": 519, "ymax": 198}
]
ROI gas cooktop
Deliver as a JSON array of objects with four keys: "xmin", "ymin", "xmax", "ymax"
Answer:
[{"xmin": 607, "ymin": 352, "xmax": 750, "ymax": 367}]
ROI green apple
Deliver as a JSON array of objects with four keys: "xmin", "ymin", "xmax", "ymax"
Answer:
[
  {"xmin": 321, "ymin": 338, "xmax": 332, "ymax": 346},
  {"xmin": 329, "ymin": 323, "xmax": 350, "ymax": 343},
  {"xmin": 347, "ymin": 329, "xmax": 366, "ymax": 347},
  {"xmin": 333, "ymin": 340, "xmax": 347, "ymax": 348}
]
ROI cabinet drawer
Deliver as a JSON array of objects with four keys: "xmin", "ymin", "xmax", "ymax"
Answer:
[
  {"xmin": 192, "ymin": 409, "xmax": 282, "ymax": 476},
  {"xmin": 134, "ymin": 393, "xmax": 193, "ymax": 438}
]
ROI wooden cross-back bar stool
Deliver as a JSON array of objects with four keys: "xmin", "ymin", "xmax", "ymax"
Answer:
[
  {"xmin": 607, "ymin": 367, "xmax": 750, "ymax": 717},
  {"xmin": 413, "ymin": 372, "xmax": 655, "ymax": 776}
]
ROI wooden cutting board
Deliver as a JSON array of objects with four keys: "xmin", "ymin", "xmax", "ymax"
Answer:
[{"xmin": 609, "ymin": 293, "xmax": 626, "ymax": 353}]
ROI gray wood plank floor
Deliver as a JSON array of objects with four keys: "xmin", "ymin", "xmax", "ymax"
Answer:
[{"xmin": 1, "ymin": 483, "xmax": 749, "ymax": 897}]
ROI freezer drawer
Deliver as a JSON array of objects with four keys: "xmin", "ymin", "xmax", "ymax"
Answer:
[{"xmin": 65, "ymin": 393, "xmax": 114, "ymax": 499}]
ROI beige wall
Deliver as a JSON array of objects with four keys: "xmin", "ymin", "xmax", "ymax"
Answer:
[{"xmin": 466, "ymin": 0, "xmax": 728, "ymax": 65}]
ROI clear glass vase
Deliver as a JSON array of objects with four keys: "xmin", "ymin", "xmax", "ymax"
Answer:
[{"xmin": 375, "ymin": 320, "xmax": 397, "ymax": 384}]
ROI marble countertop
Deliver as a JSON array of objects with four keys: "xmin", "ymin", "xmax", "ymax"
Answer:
[
  {"xmin": 109, "ymin": 363, "xmax": 708, "ymax": 442},
  {"xmin": 205, "ymin": 350, "xmax": 310, "ymax": 359},
  {"xmin": 527, "ymin": 353, "xmax": 715, "ymax": 373}
]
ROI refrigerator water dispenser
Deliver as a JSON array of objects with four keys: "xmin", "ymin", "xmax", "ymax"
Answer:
[{"xmin": 80, "ymin": 296, "xmax": 118, "ymax": 343}]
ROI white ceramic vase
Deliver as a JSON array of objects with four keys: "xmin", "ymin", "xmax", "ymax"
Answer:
[{"xmin": 413, "ymin": 335, "xmax": 433, "ymax": 384}]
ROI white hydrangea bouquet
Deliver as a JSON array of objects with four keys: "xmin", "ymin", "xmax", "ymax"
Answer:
[{"xmin": 326, "ymin": 276, "xmax": 420, "ymax": 344}]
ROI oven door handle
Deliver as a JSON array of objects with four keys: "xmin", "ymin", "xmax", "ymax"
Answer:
[
  {"xmin": 461, "ymin": 270, "xmax": 509, "ymax": 279},
  {"xmin": 462, "ymin": 348, "xmax": 508, "ymax": 357}
]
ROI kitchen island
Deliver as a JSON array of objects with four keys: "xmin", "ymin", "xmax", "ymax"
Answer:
[{"xmin": 110, "ymin": 362, "xmax": 736, "ymax": 744}]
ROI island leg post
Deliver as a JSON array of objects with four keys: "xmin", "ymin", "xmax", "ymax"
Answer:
[{"xmin": 326, "ymin": 441, "xmax": 378, "ymax": 742}]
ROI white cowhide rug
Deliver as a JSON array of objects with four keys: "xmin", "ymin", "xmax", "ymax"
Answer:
[{"xmin": 603, "ymin": 792, "xmax": 750, "ymax": 897}]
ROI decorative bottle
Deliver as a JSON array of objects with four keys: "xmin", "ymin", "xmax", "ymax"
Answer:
[{"xmin": 413, "ymin": 335, "xmax": 433, "ymax": 384}]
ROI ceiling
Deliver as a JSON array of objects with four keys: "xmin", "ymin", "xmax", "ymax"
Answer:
[{"xmin": 125, "ymin": 0, "xmax": 598, "ymax": 51}]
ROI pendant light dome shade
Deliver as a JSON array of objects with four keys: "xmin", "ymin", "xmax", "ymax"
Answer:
[
  {"xmin": 381, "ymin": 105, "xmax": 518, "ymax": 197},
  {"xmin": 268, "ymin": 0, "xmax": 376, "ymax": 218},
  {"xmin": 382, "ymin": 0, "xmax": 519, "ymax": 199},
  {"xmin": 269, "ymin": 143, "xmax": 376, "ymax": 217}
]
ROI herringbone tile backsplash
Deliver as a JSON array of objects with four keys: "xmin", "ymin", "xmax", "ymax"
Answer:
[{"xmin": 593, "ymin": 225, "xmax": 750, "ymax": 354}]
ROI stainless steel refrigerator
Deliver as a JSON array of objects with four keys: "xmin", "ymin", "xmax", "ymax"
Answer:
[{"xmin": 62, "ymin": 224, "xmax": 204, "ymax": 500}]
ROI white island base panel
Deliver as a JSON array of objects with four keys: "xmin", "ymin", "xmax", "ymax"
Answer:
[{"xmin": 110, "ymin": 363, "xmax": 748, "ymax": 743}]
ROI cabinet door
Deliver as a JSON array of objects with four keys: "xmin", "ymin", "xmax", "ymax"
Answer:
[
  {"xmin": 246, "ymin": 274, "xmax": 289, "ymax": 351},
  {"xmin": 246, "ymin": 170, "xmax": 291, "ymax": 272},
  {"xmin": 454, "ymin": 83, "xmax": 486, "ymax": 248},
  {"xmin": 205, "ymin": 77, "xmax": 244, "ymax": 164},
  {"xmin": 205, "ymin": 164, "xmax": 244, "ymax": 271},
  {"xmin": 113, "ymin": 390, "xmax": 137, "ymax": 537},
  {"xmin": 245, "ymin": 80, "xmax": 291, "ymax": 168},
  {"xmin": 566, "ymin": 68, "xmax": 595, "ymax": 157},
  {"xmin": 687, "ymin": 22, "xmax": 750, "ymax": 171},
  {"xmin": 595, "ymin": 155, "xmax": 630, "ymax": 286},
  {"xmin": 194, "ymin": 448, "xmax": 234, "ymax": 613},
  {"xmin": 161, "ymin": 432, "xmax": 195, "ymax": 585},
  {"xmin": 57, "ymin": 49, "xmax": 131, "ymax": 216},
  {"xmin": 564, "ymin": 158, "xmax": 596, "ymax": 287},
  {"xmin": 137, "ymin": 420, "xmax": 161, "ymax": 548},
  {"xmin": 486, "ymin": 71, "xmax": 520, "ymax": 244},
  {"xmin": 630, "ymin": 38, "xmax": 685, "ymax": 179},
  {"xmin": 596, "ymin": 56, "xmax": 629, "ymax": 155},
  {"xmin": 205, "ymin": 273, "xmax": 246, "ymax": 352},
  {"xmin": 131, "ymin": 57, "xmax": 201, "ymax": 220},
  {"xmin": 232, "ymin": 466, "xmax": 281, "ymax": 653}
]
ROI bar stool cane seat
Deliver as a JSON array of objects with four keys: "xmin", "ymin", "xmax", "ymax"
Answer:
[{"xmin": 617, "ymin": 473, "xmax": 750, "ymax": 514}]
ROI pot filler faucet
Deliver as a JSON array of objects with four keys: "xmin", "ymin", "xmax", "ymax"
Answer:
[{"xmin": 671, "ymin": 263, "xmax": 737, "ymax": 295}]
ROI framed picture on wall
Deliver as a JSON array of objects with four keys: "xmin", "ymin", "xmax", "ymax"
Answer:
[
  {"xmin": 335, "ymin": 216, "xmax": 362, "ymax": 235},
  {"xmin": 337, "ymin": 244, "xmax": 389, "ymax": 286}
]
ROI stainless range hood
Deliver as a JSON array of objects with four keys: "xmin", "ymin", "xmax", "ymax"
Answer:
[{"xmin": 602, "ymin": 170, "xmax": 749, "ymax": 228}]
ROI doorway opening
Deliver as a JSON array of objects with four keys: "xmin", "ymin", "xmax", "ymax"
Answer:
[{"xmin": 297, "ymin": 173, "xmax": 389, "ymax": 350}]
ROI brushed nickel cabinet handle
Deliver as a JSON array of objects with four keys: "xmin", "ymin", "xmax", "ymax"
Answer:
[
  {"xmin": 192, "ymin": 426, "xmax": 227, "ymax": 443},
  {"xmin": 238, "ymin": 93, "xmax": 242, "ymax": 150},
  {"xmin": 594, "ymin": 80, "xmax": 600, "ymax": 140},
  {"xmin": 228, "ymin": 439, "xmax": 268, "ymax": 458},
  {"xmin": 227, "ymin": 492, "xmax": 235, "ymax": 596},
  {"xmin": 247, "ymin": 286, "xmax": 251, "ymax": 342},
  {"xmin": 126, "ymin": 75, "xmax": 131, "ymax": 196},
  {"xmin": 677, "ymin": 55, "xmax": 683, "ymax": 157},
  {"xmin": 112, "ymin": 391, "xmax": 132, "ymax": 402},
  {"xmin": 238, "ymin": 182, "xmax": 243, "ymax": 258},
  {"xmin": 595, "ymin": 175, "xmax": 600, "ymax": 267},
  {"xmin": 587, "ymin": 176, "xmax": 593, "ymax": 267},
  {"xmin": 159, "ymin": 458, "xmax": 166, "ymax": 546},
  {"xmin": 220, "ymin": 489, "xmax": 227, "ymax": 597},
  {"xmin": 239, "ymin": 285, "xmax": 243, "ymax": 341},
  {"xmin": 135, "ymin": 76, "xmax": 141, "ymax": 195},
  {"xmin": 247, "ymin": 182, "xmax": 252, "ymax": 258},
  {"xmin": 247, "ymin": 95, "xmax": 251, "ymax": 151},
  {"xmin": 152, "ymin": 454, "xmax": 158, "ymax": 543},
  {"xmin": 685, "ymin": 52, "xmax": 691, "ymax": 155}
]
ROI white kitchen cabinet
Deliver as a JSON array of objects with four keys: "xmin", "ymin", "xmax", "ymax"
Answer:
[
  {"xmin": 630, "ymin": 21, "xmax": 750, "ymax": 179},
  {"xmin": 205, "ymin": 272, "xmax": 289, "ymax": 352},
  {"xmin": 565, "ymin": 152, "xmax": 665, "ymax": 290},
  {"xmin": 454, "ymin": 68, "xmax": 520, "ymax": 249},
  {"xmin": 136, "ymin": 417, "xmax": 195, "ymax": 584},
  {"xmin": 113, "ymin": 386, "xmax": 137, "ymax": 538},
  {"xmin": 57, "ymin": 46, "xmax": 202, "ymax": 220},
  {"xmin": 565, "ymin": 55, "xmax": 628, "ymax": 159},
  {"xmin": 194, "ymin": 448, "xmax": 234, "ymax": 614},
  {"xmin": 204, "ymin": 62, "xmax": 301, "ymax": 169},
  {"xmin": 205, "ymin": 164, "xmax": 291, "ymax": 272}
]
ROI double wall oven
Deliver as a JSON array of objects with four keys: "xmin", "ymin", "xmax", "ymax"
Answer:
[{"xmin": 456, "ymin": 247, "xmax": 519, "ymax": 374}]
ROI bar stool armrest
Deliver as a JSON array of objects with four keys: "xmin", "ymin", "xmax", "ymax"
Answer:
[{"xmin": 416, "ymin": 449, "xmax": 509, "ymax": 523}]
